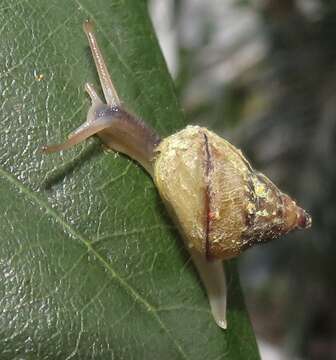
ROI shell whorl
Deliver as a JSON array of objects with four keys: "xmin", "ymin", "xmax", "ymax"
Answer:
[{"xmin": 153, "ymin": 126, "xmax": 311, "ymax": 260}]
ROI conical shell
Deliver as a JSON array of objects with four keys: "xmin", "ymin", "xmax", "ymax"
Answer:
[{"xmin": 153, "ymin": 126, "xmax": 311, "ymax": 260}]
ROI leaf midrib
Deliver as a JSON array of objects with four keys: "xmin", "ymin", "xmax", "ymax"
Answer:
[{"xmin": 0, "ymin": 165, "xmax": 189, "ymax": 360}]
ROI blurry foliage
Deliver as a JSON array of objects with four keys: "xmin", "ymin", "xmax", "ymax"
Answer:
[{"xmin": 162, "ymin": 0, "xmax": 336, "ymax": 358}]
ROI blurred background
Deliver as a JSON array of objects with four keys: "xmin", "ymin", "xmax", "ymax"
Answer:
[{"xmin": 149, "ymin": 0, "xmax": 336, "ymax": 359}]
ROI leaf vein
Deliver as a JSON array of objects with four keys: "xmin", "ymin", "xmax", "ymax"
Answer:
[
  {"xmin": 0, "ymin": 166, "xmax": 189, "ymax": 360},
  {"xmin": 0, "ymin": 16, "xmax": 71, "ymax": 80}
]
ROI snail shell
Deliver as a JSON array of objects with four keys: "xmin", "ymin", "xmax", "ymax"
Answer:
[{"xmin": 154, "ymin": 126, "xmax": 311, "ymax": 260}]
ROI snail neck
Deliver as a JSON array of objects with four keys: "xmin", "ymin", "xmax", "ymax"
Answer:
[{"xmin": 97, "ymin": 106, "xmax": 161, "ymax": 176}]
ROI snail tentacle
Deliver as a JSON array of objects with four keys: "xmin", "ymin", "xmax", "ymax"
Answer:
[
  {"xmin": 41, "ymin": 115, "xmax": 117, "ymax": 153},
  {"xmin": 83, "ymin": 19, "xmax": 120, "ymax": 106}
]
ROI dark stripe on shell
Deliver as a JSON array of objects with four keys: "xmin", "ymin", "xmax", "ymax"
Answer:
[{"xmin": 203, "ymin": 132, "xmax": 212, "ymax": 260}]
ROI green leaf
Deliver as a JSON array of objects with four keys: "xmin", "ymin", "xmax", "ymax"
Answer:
[{"xmin": 0, "ymin": 0, "xmax": 259, "ymax": 359}]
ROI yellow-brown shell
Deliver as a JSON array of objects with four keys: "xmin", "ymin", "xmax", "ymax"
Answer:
[{"xmin": 153, "ymin": 126, "xmax": 311, "ymax": 260}]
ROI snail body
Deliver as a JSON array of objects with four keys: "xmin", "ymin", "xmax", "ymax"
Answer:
[{"xmin": 43, "ymin": 21, "xmax": 311, "ymax": 329}]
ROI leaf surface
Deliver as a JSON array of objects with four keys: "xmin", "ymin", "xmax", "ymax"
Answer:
[{"xmin": 0, "ymin": 0, "xmax": 259, "ymax": 358}]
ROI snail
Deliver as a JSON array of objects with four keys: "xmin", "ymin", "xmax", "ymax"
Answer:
[{"xmin": 42, "ymin": 20, "xmax": 312, "ymax": 329}]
